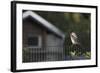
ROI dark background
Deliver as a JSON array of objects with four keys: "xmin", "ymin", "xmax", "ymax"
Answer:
[{"xmin": 35, "ymin": 11, "xmax": 91, "ymax": 57}]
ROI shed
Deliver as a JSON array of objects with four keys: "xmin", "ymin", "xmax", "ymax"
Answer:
[{"xmin": 22, "ymin": 11, "xmax": 65, "ymax": 62}]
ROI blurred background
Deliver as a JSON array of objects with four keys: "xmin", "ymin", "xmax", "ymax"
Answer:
[{"xmin": 35, "ymin": 11, "xmax": 91, "ymax": 59}]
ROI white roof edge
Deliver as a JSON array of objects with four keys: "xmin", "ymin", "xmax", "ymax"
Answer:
[{"xmin": 23, "ymin": 11, "xmax": 65, "ymax": 39}]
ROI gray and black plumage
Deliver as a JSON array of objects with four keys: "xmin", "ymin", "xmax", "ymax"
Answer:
[{"xmin": 70, "ymin": 32, "xmax": 85, "ymax": 55}]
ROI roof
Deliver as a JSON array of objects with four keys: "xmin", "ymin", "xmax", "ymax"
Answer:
[{"xmin": 23, "ymin": 11, "xmax": 65, "ymax": 39}]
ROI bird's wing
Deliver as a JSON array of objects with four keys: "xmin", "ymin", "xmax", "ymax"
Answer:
[{"xmin": 71, "ymin": 34, "xmax": 80, "ymax": 44}]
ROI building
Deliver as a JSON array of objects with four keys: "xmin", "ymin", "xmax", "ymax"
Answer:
[{"xmin": 22, "ymin": 11, "xmax": 65, "ymax": 62}]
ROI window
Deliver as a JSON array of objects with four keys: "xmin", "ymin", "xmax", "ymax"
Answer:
[
  {"xmin": 28, "ymin": 37, "xmax": 38, "ymax": 46},
  {"xmin": 27, "ymin": 35, "xmax": 41, "ymax": 48}
]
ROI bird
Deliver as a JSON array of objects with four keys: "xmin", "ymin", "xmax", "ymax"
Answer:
[{"xmin": 70, "ymin": 32, "xmax": 84, "ymax": 56}]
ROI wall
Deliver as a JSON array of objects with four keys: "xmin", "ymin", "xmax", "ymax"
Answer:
[
  {"xmin": 46, "ymin": 34, "xmax": 63, "ymax": 51},
  {"xmin": 0, "ymin": 0, "xmax": 100, "ymax": 73},
  {"xmin": 23, "ymin": 18, "xmax": 43, "ymax": 48}
]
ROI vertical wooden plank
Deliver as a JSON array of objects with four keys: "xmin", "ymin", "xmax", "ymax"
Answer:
[{"xmin": 42, "ymin": 30, "xmax": 47, "ymax": 48}]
